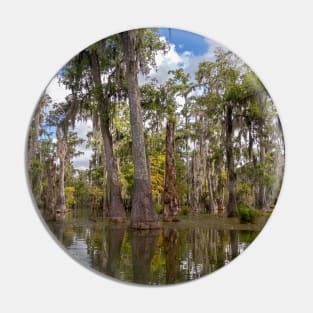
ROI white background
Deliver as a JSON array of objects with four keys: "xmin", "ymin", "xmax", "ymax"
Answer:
[{"xmin": 0, "ymin": 0, "xmax": 312, "ymax": 312}]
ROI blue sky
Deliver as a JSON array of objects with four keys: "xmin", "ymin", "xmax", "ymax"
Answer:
[
  {"xmin": 46, "ymin": 28, "xmax": 219, "ymax": 169},
  {"xmin": 143, "ymin": 28, "xmax": 218, "ymax": 86},
  {"xmin": 158, "ymin": 28, "xmax": 210, "ymax": 56}
]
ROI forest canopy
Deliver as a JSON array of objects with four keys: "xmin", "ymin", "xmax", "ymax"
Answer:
[{"xmin": 27, "ymin": 28, "xmax": 285, "ymax": 229}]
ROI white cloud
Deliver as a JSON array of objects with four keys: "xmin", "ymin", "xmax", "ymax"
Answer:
[
  {"xmin": 138, "ymin": 43, "xmax": 183, "ymax": 85},
  {"xmin": 71, "ymin": 119, "xmax": 93, "ymax": 170},
  {"xmin": 151, "ymin": 43, "xmax": 183, "ymax": 83},
  {"xmin": 46, "ymin": 76, "xmax": 70, "ymax": 103},
  {"xmin": 45, "ymin": 37, "xmax": 220, "ymax": 171},
  {"xmin": 44, "ymin": 78, "xmax": 93, "ymax": 170},
  {"xmin": 180, "ymin": 43, "xmax": 217, "ymax": 83},
  {"xmin": 73, "ymin": 119, "xmax": 93, "ymax": 139},
  {"xmin": 72, "ymin": 150, "xmax": 92, "ymax": 170},
  {"xmin": 141, "ymin": 37, "xmax": 218, "ymax": 86}
]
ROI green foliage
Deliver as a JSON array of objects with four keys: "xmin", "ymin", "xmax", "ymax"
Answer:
[
  {"xmin": 180, "ymin": 206, "xmax": 191, "ymax": 216},
  {"xmin": 27, "ymin": 30, "xmax": 284, "ymax": 223},
  {"xmin": 239, "ymin": 231, "xmax": 258, "ymax": 243},
  {"xmin": 87, "ymin": 185, "xmax": 103, "ymax": 209},
  {"xmin": 155, "ymin": 202, "xmax": 163, "ymax": 215},
  {"xmin": 64, "ymin": 186, "xmax": 76, "ymax": 209},
  {"xmin": 28, "ymin": 158, "xmax": 43, "ymax": 205},
  {"xmin": 175, "ymin": 153, "xmax": 188, "ymax": 205},
  {"xmin": 150, "ymin": 233, "xmax": 165, "ymax": 273},
  {"xmin": 120, "ymin": 162, "xmax": 134, "ymax": 201},
  {"xmin": 237, "ymin": 205, "xmax": 261, "ymax": 224},
  {"xmin": 236, "ymin": 182, "xmax": 254, "ymax": 208}
]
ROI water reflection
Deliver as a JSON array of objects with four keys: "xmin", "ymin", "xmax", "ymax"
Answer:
[
  {"xmin": 164, "ymin": 228, "xmax": 179, "ymax": 284},
  {"xmin": 131, "ymin": 229, "xmax": 160, "ymax": 284},
  {"xmin": 107, "ymin": 226, "xmax": 126, "ymax": 277},
  {"xmin": 47, "ymin": 212, "xmax": 258, "ymax": 285}
]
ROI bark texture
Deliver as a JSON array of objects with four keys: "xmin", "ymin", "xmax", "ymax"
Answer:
[
  {"xmin": 183, "ymin": 94, "xmax": 191, "ymax": 208},
  {"xmin": 191, "ymin": 149, "xmax": 201, "ymax": 214},
  {"xmin": 225, "ymin": 104, "xmax": 237, "ymax": 217},
  {"xmin": 47, "ymin": 158, "xmax": 56, "ymax": 218},
  {"xmin": 257, "ymin": 143, "xmax": 266, "ymax": 210},
  {"xmin": 28, "ymin": 105, "xmax": 40, "ymax": 164},
  {"xmin": 206, "ymin": 161, "xmax": 215, "ymax": 214},
  {"xmin": 56, "ymin": 126, "xmax": 67, "ymax": 213},
  {"xmin": 121, "ymin": 31, "xmax": 159, "ymax": 229},
  {"xmin": 102, "ymin": 162, "xmax": 109, "ymax": 217},
  {"xmin": 163, "ymin": 120, "xmax": 179, "ymax": 222},
  {"xmin": 89, "ymin": 49, "xmax": 126, "ymax": 222},
  {"xmin": 216, "ymin": 171, "xmax": 225, "ymax": 215}
]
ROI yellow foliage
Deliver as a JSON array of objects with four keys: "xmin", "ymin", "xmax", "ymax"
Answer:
[
  {"xmin": 87, "ymin": 185, "xmax": 103, "ymax": 209},
  {"xmin": 149, "ymin": 154, "xmax": 165, "ymax": 201},
  {"xmin": 64, "ymin": 186, "xmax": 76, "ymax": 208}
]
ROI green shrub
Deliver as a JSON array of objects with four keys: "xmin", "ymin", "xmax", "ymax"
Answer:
[
  {"xmin": 237, "ymin": 205, "xmax": 261, "ymax": 224},
  {"xmin": 155, "ymin": 202, "xmax": 163, "ymax": 215},
  {"xmin": 180, "ymin": 206, "xmax": 191, "ymax": 216},
  {"xmin": 64, "ymin": 186, "xmax": 76, "ymax": 209}
]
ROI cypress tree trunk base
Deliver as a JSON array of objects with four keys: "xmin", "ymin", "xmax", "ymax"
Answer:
[
  {"xmin": 109, "ymin": 216, "xmax": 127, "ymax": 223},
  {"xmin": 163, "ymin": 217, "xmax": 180, "ymax": 222},
  {"xmin": 131, "ymin": 222, "xmax": 161, "ymax": 230},
  {"xmin": 227, "ymin": 212, "xmax": 237, "ymax": 218},
  {"xmin": 56, "ymin": 205, "xmax": 66, "ymax": 214},
  {"xmin": 217, "ymin": 199, "xmax": 224, "ymax": 216},
  {"xmin": 121, "ymin": 30, "xmax": 160, "ymax": 230},
  {"xmin": 227, "ymin": 180, "xmax": 237, "ymax": 217},
  {"xmin": 107, "ymin": 183, "xmax": 127, "ymax": 222},
  {"xmin": 130, "ymin": 179, "xmax": 160, "ymax": 230}
]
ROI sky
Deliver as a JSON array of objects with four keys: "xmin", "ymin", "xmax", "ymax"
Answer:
[
  {"xmin": 45, "ymin": 28, "xmax": 221, "ymax": 170},
  {"xmin": 158, "ymin": 28, "xmax": 210, "ymax": 56}
]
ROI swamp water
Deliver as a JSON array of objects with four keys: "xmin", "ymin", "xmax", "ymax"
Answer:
[{"xmin": 47, "ymin": 210, "xmax": 260, "ymax": 285}]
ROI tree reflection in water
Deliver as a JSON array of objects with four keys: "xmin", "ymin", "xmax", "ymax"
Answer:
[
  {"xmin": 106, "ymin": 225, "xmax": 126, "ymax": 277},
  {"xmin": 47, "ymin": 213, "xmax": 258, "ymax": 285},
  {"xmin": 130, "ymin": 229, "xmax": 160, "ymax": 284},
  {"xmin": 163, "ymin": 228, "xmax": 179, "ymax": 284}
]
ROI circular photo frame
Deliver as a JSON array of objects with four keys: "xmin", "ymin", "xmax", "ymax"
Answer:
[{"xmin": 26, "ymin": 27, "xmax": 285, "ymax": 285}]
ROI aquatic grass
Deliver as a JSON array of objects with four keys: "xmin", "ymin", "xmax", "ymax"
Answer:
[{"xmin": 237, "ymin": 205, "xmax": 261, "ymax": 224}]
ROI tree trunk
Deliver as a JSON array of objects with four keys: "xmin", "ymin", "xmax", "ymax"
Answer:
[
  {"xmin": 102, "ymin": 161, "xmax": 109, "ymax": 217},
  {"xmin": 184, "ymin": 94, "xmax": 191, "ymax": 208},
  {"xmin": 89, "ymin": 49, "xmax": 126, "ymax": 222},
  {"xmin": 186, "ymin": 140, "xmax": 191, "ymax": 208},
  {"xmin": 206, "ymin": 160, "xmax": 215, "ymax": 214},
  {"xmin": 56, "ymin": 126, "xmax": 67, "ymax": 213},
  {"xmin": 191, "ymin": 147, "xmax": 200, "ymax": 215},
  {"xmin": 47, "ymin": 158, "xmax": 56, "ymax": 219},
  {"xmin": 28, "ymin": 105, "xmax": 40, "ymax": 163},
  {"xmin": 163, "ymin": 119, "xmax": 179, "ymax": 222},
  {"xmin": 225, "ymin": 104, "xmax": 237, "ymax": 217},
  {"xmin": 257, "ymin": 142, "xmax": 266, "ymax": 210},
  {"xmin": 28, "ymin": 106, "xmax": 42, "ymax": 205},
  {"xmin": 217, "ymin": 172, "xmax": 225, "ymax": 215},
  {"xmin": 121, "ymin": 31, "xmax": 160, "ymax": 229},
  {"xmin": 202, "ymin": 126, "xmax": 215, "ymax": 214}
]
